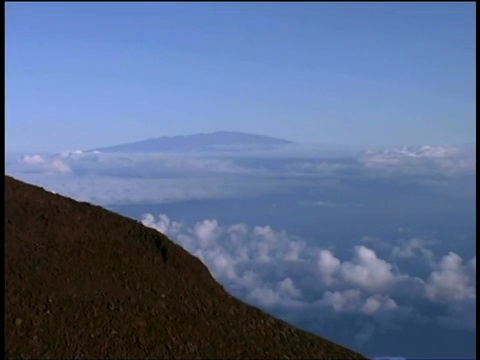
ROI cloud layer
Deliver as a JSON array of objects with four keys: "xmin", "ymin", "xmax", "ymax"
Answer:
[
  {"xmin": 142, "ymin": 213, "xmax": 476, "ymax": 341},
  {"xmin": 5, "ymin": 144, "xmax": 475, "ymax": 206}
]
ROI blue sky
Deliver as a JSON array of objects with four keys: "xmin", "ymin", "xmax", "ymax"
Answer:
[{"xmin": 6, "ymin": 2, "xmax": 476, "ymax": 153}]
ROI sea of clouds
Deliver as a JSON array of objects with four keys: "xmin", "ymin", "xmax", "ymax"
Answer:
[
  {"xmin": 5, "ymin": 143, "xmax": 476, "ymax": 357},
  {"xmin": 5, "ymin": 143, "xmax": 475, "ymax": 205}
]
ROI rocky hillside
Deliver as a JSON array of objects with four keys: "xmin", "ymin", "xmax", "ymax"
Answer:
[{"xmin": 5, "ymin": 175, "xmax": 365, "ymax": 359}]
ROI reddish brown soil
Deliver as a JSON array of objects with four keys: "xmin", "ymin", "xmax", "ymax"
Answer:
[{"xmin": 5, "ymin": 175, "xmax": 366, "ymax": 359}]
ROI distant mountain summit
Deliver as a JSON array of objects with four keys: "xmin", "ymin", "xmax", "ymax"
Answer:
[{"xmin": 90, "ymin": 131, "xmax": 293, "ymax": 153}]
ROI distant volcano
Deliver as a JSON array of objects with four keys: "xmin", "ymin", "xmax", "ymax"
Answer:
[{"xmin": 90, "ymin": 131, "xmax": 293, "ymax": 153}]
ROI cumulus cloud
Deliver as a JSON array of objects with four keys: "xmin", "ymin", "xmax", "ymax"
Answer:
[
  {"xmin": 318, "ymin": 250, "xmax": 341, "ymax": 285},
  {"xmin": 141, "ymin": 214, "xmax": 476, "ymax": 337},
  {"xmin": 49, "ymin": 159, "xmax": 71, "ymax": 173},
  {"xmin": 322, "ymin": 289, "xmax": 363, "ymax": 313},
  {"xmin": 423, "ymin": 253, "xmax": 476, "ymax": 331},
  {"xmin": 321, "ymin": 290, "xmax": 398, "ymax": 315},
  {"xmin": 425, "ymin": 252, "xmax": 476, "ymax": 303},
  {"xmin": 361, "ymin": 294, "xmax": 398, "ymax": 315},
  {"xmin": 338, "ymin": 246, "xmax": 400, "ymax": 293},
  {"xmin": 21, "ymin": 154, "xmax": 45, "ymax": 165},
  {"xmin": 18, "ymin": 154, "xmax": 71, "ymax": 174},
  {"xmin": 391, "ymin": 238, "xmax": 439, "ymax": 267}
]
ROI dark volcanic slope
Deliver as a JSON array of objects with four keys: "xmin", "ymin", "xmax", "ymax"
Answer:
[{"xmin": 6, "ymin": 176, "xmax": 365, "ymax": 360}]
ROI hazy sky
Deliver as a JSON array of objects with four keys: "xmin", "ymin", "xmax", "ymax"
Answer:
[{"xmin": 6, "ymin": 2, "xmax": 476, "ymax": 152}]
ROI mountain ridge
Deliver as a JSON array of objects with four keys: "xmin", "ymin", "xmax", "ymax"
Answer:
[{"xmin": 89, "ymin": 131, "xmax": 293, "ymax": 153}]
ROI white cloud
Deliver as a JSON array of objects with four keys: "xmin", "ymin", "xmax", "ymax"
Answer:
[
  {"xmin": 248, "ymin": 286, "xmax": 283, "ymax": 307},
  {"xmin": 11, "ymin": 146, "xmax": 474, "ymax": 183},
  {"xmin": 425, "ymin": 252, "xmax": 476, "ymax": 303},
  {"xmin": 49, "ymin": 159, "xmax": 71, "ymax": 173},
  {"xmin": 11, "ymin": 151, "xmax": 268, "ymax": 179},
  {"xmin": 357, "ymin": 146, "xmax": 475, "ymax": 183},
  {"xmin": 360, "ymin": 145, "xmax": 459, "ymax": 160},
  {"xmin": 277, "ymin": 277, "xmax": 302, "ymax": 299},
  {"xmin": 18, "ymin": 154, "xmax": 71, "ymax": 174},
  {"xmin": 194, "ymin": 219, "xmax": 222, "ymax": 249},
  {"xmin": 318, "ymin": 250, "xmax": 341, "ymax": 286},
  {"xmin": 322, "ymin": 289, "xmax": 363, "ymax": 313},
  {"xmin": 391, "ymin": 238, "xmax": 439, "ymax": 266},
  {"xmin": 21, "ymin": 154, "xmax": 45, "ymax": 165},
  {"xmin": 361, "ymin": 294, "xmax": 399, "ymax": 315},
  {"xmin": 339, "ymin": 246, "xmax": 398, "ymax": 293},
  {"xmin": 6, "ymin": 145, "xmax": 475, "ymax": 207}
]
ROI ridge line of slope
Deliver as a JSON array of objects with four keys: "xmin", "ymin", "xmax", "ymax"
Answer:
[{"xmin": 5, "ymin": 175, "xmax": 366, "ymax": 359}]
